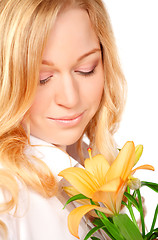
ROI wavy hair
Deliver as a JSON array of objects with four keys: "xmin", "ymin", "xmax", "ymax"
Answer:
[{"xmin": 0, "ymin": 0, "xmax": 126, "ymax": 237}]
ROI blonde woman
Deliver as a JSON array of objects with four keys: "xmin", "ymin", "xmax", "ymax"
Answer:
[{"xmin": 0, "ymin": 0, "xmax": 126, "ymax": 239}]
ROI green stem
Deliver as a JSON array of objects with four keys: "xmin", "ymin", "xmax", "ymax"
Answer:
[
  {"xmin": 136, "ymin": 189, "xmax": 145, "ymax": 237},
  {"xmin": 128, "ymin": 205, "xmax": 138, "ymax": 228},
  {"xmin": 126, "ymin": 187, "xmax": 139, "ymax": 228}
]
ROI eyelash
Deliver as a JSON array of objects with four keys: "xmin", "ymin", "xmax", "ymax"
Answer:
[
  {"xmin": 40, "ymin": 75, "xmax": 53, "ymax": 85},
  {"xmin": 40, "ymin": 67, "xmax": 96, "ymax": 85},
  {"xmin": 77, "ymin": 67, "xmax": 96, "ymax": 77}
]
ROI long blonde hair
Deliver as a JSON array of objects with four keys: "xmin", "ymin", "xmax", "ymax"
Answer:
[
  {"xmin": 76, "ymin": 0, "xmax": 126, "ymax": 163},
  {"xmin": 0, "ymin": 0, "xmax": 126, "ymax": 236}
]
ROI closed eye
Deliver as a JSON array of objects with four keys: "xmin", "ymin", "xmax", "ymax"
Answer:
[
  {"xmin": 76, "ymin": 67, "xmax": 96, "ymax": 77},
  {"xmin": 40, "ymin": 75, "xmax": 53, "ymax": 85}
]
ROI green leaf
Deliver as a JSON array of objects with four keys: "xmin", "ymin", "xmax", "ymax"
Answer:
[
  {"xmin": 84, "ymin": 226, "xmax": 103, "ymax": 240},
  {"xmin": 121, "ymin": 200, "xmax": 128, "ymax": 208},
  {"xmin": 149, "ymin": 233, "xmax": 158, "ymax": 240},
  {"xmin": 141, "ymin": 181, "xmax": 158, "ymax": 193},
  {"xmin": 91, "ymin": 237, "xmax": 101, "ymax": 240},
  {"xmin": 63, "ymin": 194, "xmax": 89, "ymax": 209},
  {"xmin": 92, "ymin": 217, "xmax": 119, "ymax": 240},
  {"xmin": 92, "ymin": 210, "xmax": 124, "ymax": 240},
  {"xmin": 150, "ymin": 205, "xmax": 158, "ymax": 232},
  {"xmin": 92, "ymin": 218, "xmax": 104, "ymax": 227},
  {"xmin": 92, "ymin": 217, "xmax": 117, "ymax": 240},
  {"xmin": 149, "ymin": 229, "xmax": 158, "ymax": 240},
  {"xmin": 124, "ymin": 192, "xmax": 140, "ymax": 211},
  {"xmin": 113, "ymin": 214, "xmax": 144, "ymax": 240},
  {"xmin": 136, "ymin": 189, "xmax": 145, "ymax": 237},
  {"xmin": 123, "ymin": 197, "xmax": 138, "ymax": 228},
  {"xmin": 91, "ymin": 237, "xmax": 100, "ymax": 240},
  {"xmin": 95, "ymin": 213, "xmax": 124, "ymax": 240},
  {"xmin": 145, "ymin": 228, "xmax": 158, "ymax": 240}
]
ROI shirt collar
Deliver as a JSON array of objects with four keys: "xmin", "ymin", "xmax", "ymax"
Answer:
[{"xmin": 27, "ymin": 135, "xmax": 78, "ymax": 181}]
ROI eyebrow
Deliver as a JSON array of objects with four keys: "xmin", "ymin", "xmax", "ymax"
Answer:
[{"xmin": 42, "ymin": 48, "xmax": 101, "ymax": 67}]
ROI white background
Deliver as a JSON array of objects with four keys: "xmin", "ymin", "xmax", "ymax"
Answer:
[{"xmin": 103, "ymin": 0, "xmax": 158, "ymax": 230}]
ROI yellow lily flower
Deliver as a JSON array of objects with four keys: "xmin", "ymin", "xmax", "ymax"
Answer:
[{"xmin": 59, "ymin": 141, "xmax": 154, "ymax": 239}]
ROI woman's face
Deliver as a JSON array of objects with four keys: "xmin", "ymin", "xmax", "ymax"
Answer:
[{"xmin": 28, "ymin": 8, "xmax": 104, "ymax": 148}]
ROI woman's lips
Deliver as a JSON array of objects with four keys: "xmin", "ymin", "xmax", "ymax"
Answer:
[{"xmin": 47, "ymin": 112, "xmax": 85, "ymax": 127}]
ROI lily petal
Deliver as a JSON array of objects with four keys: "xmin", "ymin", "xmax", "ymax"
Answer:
[
  {"xmin": 94, "ymin": 177, "xmax": 122, "ymax": 194},
  {"xmin": 131, "ymin": 164, "xmax": 155, "ymax": 174},
  {"xmin": 68, "ymin": 205, "xmax": 113, "ymax": 238},
  {"xmin": 63, "ymin": 186, "xmax": 92, "ymax": 205},
  {"xmin": 84, "ymin": 154, "xmax": 110, "ymax": 186},
  {"xmin": 105, "ymin": 141, "xmax": 135, "ymax": 182},
  {"xmin": 59, "ymin": 168, "xmax": 99, "ymax": 198},
  {"xmin": 63, "ymin": 186, "xmax": 80, "ymax": 196},
  {"xmin": 115, "ymin": 183, "xmax": 127, "ymax": 213},
  {"xmin": 92, "ymin": 177, "xmax": 123, "ymax": 213}
]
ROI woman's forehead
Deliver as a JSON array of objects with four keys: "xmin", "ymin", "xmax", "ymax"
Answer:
[{"xmin": 42, "ymin": 8, "xmax": 100, "ymax": 66}]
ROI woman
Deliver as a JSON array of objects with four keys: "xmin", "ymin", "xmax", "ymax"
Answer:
[{"xmin": 0, "ymin": 0, "xmax": 126, "ymax": 239}]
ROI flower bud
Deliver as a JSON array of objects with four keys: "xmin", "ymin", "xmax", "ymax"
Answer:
[
  {"xmin": 135, "ymin": 144, "xmax": 143, "ymax": 165},
  {"xmin": 127, "ymin": 176, "xmax": 141, "ymax": 190}
]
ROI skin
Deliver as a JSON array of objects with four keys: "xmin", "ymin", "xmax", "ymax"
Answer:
[{"xmin": 28, "ymin": 8, "xmax": 105, "ymax": 150}]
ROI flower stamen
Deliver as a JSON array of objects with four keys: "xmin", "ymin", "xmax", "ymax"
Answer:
[{"xmin": 87, "ymin": 148, "xmax": 92, "ymax": 160}]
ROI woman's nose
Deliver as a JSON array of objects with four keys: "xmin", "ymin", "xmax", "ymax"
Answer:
[{"xmin": 54, "ymin": 74, "xmax": 79, "ymax": 109}]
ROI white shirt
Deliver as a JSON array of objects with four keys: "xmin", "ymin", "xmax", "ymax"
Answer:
[{"xmin": 0, "ymin": 136, "xmax": 106, "ymax": 240}]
